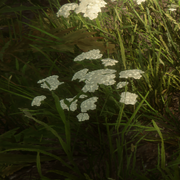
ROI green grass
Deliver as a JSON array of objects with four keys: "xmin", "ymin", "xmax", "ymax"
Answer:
[{"xmin": 0, "ymin": 0, "xmax": 180, "ymax": 179}]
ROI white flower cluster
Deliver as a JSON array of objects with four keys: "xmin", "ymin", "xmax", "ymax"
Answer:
[
  {"xmin": 30, "ymin": 0, "xmax": 163, "ymax": 121},
  {"xmin": 120, "ymin": 92, "xmax": 138, "ymax": 105},
  {"xmin": 20, "ymin": 0, "xmax": 179, "ymax": 123},
  {"xmin": 30, "ymin": 48, "xmax": 145, "ymax": 121},
  {"xmin": 37, "ymin": 75, "xmax": 64, "ymax": 91},
  {"xmin": 74, "ymin": 49, "xmax": 103, "ymax": 61},
  {"xmin": 74, "ymin": 0, "xmax": 107, "ymax": 20},
  {"xmin": 59, "ymin": 94, "xmax": 98, "ymax": 113},
  {"xmin": 119, "ymin": 69, "xmax": 144, "ymax": 79},
  {"xmin": 60, "ymin": 97, "xmax": 78, "ymax": 111},
  {"xmin": 84, "ymin": 69, "xmax": 116, "ymax": 92},
  {"xmin": 56, "ymin": 0, "xmax": 178, "ymax": 21},
  {"xmin": 77, "ymin": 113, "xmax": 89, "ymax": 122},
  {"xmin": 56, "ymin": 3, "xmax": 78, "ymax": 18},
  {"xmin": 74, "ymin": 49, "xmax": 118, "ymax": 68},
  {"xmin": 72, "ymin": 69, "xmax": 116, "ymax": 93},
  {"xmin": 31, "ymin": 95, "xmax": 46, "ymax": 106},
  {"xmin": 60, "ymin": 95, "xmax": 98, "ymax": 121},
  {"xmin": 116, "ymin": 81, "xmax": 129, "ymax": 89},
  {"xmin": 56, "ymin": 0, "xmax": 108, "ymax": 20},
  {"xmin": 71, "ymin": 68, "xmax": 88, "ymax": 82},
  {"xmin": 101, "ymin": 58, "xmax": 118, "ymax": 67},
  {"xmin": 136, "ymin": 0, "xmax": 146, "ymax": 5},
  {"xmin": 80, "ymin": 97, "xmax": 98, "ymax": 112}
]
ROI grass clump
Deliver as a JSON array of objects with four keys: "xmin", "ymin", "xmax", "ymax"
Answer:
[{"xmin": 0, "ymin": 0, "xmax": 180, "ymax": 179}]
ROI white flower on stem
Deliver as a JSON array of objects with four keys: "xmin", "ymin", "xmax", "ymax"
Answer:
[
  {"xmin": 136, "ymin": 0, "xmax": 146, "ymax": 5},
  {"xmin": 168, "ymin": 8, "xmax": 176, "ymax": 11},
  {"xmin": 79, "ymin": 94, "xmax": 88, "ymax": 99},
  {"xmin": 82, "ymin": 83, "xmax": 99, "ymax": 93},
  {"xmin": 72, "ymin": 68, "xmax": 89, "ymax": 82},
  {"xmin": 60, "ymin": 97, "xmax": 78, "ymax": 111},
  {"xmin": 37, "ymin": 75, "xmax": 64, "ymax": 91},
  {"xmin": 119, "ymin": 69, "xmax": 144, "ymax": 79},
  {"xmin": 120, "ymin": 92, "xmax": 138, "ymax": 105},
  {"xmin": 72, "ymin": 68, "xmax": 116, "ymax": 93},
  {"xmin": 74, "ymin": 49, "xmax": 103, "ymax": 61},
  {"xmin": 72, "ymin": 50, "xmax": 117, "ymax": 92},
  {"xmin": 56, "ymin": 0, "xmax": 107, "ymax": 20},
  {"xmin": 56, "ymin": 0, "xmax": 178, "ymax": 22},
  {"xmin": 116, "ymin": 81, "xmax": 129, "ymax": 89},
  {"xmin": 77, "ymin": 112, "xmax": 89, "ymax": 121},
  {"xmin": 81, "ymin": 69, "xmax": 116, "ymax": 92},
  {"xmin": 74, "ymin": 0, "xmax": 107, "ymax": 20},
  {"xmin": 56, "ymin": 3, "xmax": 79, "ymax": 18},
  {"xmin": 101, "ymin": 58, "xmax": 118, "ymax": 67},
  {"xmin": 31, "ymin": 95, "xmax": 46, "ymax": 106},
  {"xmin": 80, "ymin": 97, "xmax": 98, "ymax": 112}
]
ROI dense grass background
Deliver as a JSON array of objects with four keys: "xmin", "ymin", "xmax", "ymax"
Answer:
[{"xmin": 0, "ymin": 0, "xmax": 180, "ymax": 179}]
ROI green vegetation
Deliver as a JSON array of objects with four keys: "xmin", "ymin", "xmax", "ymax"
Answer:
[{"xmin": 0, "ymin": 0, "xmax": 180, "ymax": 179}]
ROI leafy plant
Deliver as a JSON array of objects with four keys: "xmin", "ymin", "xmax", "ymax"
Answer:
[{"xmin": 0, "ymin": 0, "xmax": 180, "ymax": 179}]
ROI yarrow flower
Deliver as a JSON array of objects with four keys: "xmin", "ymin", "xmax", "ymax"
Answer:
[
  {"xmin": 120, "ymin": 92, "xmax": 138, "ymax": 105},
  {"xmin": 56, "ymin": 3, "xmax": 78, "ymax": 18},
  {"xmin": 72, "ymin": 49, "xmax": 117, "ymax": 93},
  {"xmin": 60, "ymin": 97, "xmax": 78, "ymax": 111},
  {"xmin": 74, "ymin": 49, "xmax": 103, "ymax": 61},
  {"xmin": 60, "ymin": 95, "xmax": 98, "ymax": 121},
  {"xmin": 29, "ymin": 49, "xmax": 145, "ymax": 121},
  {"xmin": 119, "ymin": 69, "xmax": 144, "ymax": 79},
  {"xmin": 26, "ymin": 0, "xmax": 179, "ymax": 122},
  {"xmin": 74, "ymin": 0, "xmax": 107, "ymax": 20},
  {"xmin": 77, "ymin": 113, "xmax": 89, "ymax": 121},
  {"xmin": 56, "ymin": 0, "xmax": 108, "ymax": 20},
  {"xmin": 72, "ymin": 68, "xmax": 89, "ymax": 82},
  {"xmin": 31, "ymin": 95, "xmax": 46, "ymax": 106},
  {"xmin": 80, "ymin": 69, "xmax": 117, "ymax": 92},
  {"xmin": 101, "ymin": 58, "xmax": 118, "ymax": 67},
  {"xmin": 56, "ymin": 0, "xmax": 178, "ymax": 21},
  {"xmin": 116, "ymin": 81, "xmax": 129, "ymax": 89},
  {"xmin": 168, "ymin": 8, "xmax": 176, "ymax": 11},
  {"xmin": 80, "ymin": 97, "xmax": 98, "ymax": 112},
  {"xmin": 79, "ymin": 94, "xmax": 88, "ymax": 99},
  {"xmin": 136, "ymin": 0, "xmax": 146, "ymax": 5},
  {"xmin": 37, "ymin": 75, "xmax": 64, "ymax": 91}
]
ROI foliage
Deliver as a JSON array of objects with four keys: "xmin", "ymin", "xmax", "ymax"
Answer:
[{"xmin": 0, "ymin": 0, "xmax": 180, "ymax": 179}]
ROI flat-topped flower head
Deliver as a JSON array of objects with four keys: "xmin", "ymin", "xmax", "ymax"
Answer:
[
  {"xmin": 84, "ymin": 69, "xmax": 116, "ymax": 83},
  {"xmin": 74, "ymin": 49, "xmax": 103, "ymax": 61},
  {"xmin": 31, "ymin": 95, "xmax": 46, "ymax": 106},
  {"xmin": 72, "ymin": 68, "xmax": 89, "ymax": 82},
  {"xmin": 136, "ymin": 0, "xmax": 146, "ymax": 5},
  {"xmin": 81, "ymin": 69, "xmax": 116, "ymax": 92},
  {"xmin": 74, "ymin": 0, "xmax": 107, "ymax": 20},
  {"xmin": 119, "ymin": 69, "xmax": 145, "ymax": 79},
  {"xmin": 72, "ymin": 68, "xmax": 116, "ymax": 93},
  {"xmin": 37, "ymin": 75, "xmax": 64, "ymax": 91},
  {"xmin": 101, "ymin": 58, "xmax": 118, "ymax": 67},
  {"xmin": 56, "ymin": 3, "xmax": 78, "ymax": 18},
  {"xmin": 120, "ymin": 92, "xmax": 138, "ymax": 105},
  {"xmin": 77, "ymin": 112, "xmax": 89, "ymax": 121},
  {"xmin": 56, "ymin": 0, "xmax": 178, "ymax": 21},
  {"xmin": 60, "ymin": 97, "xmax": 78, "ymax": 111},
  {"xmin": 80, "ymin": 97, "xmax": 98, "ymax": 112},
  {"xmin": 116, "ymin": 81, "xmax": 129, "ymax": 89}
]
